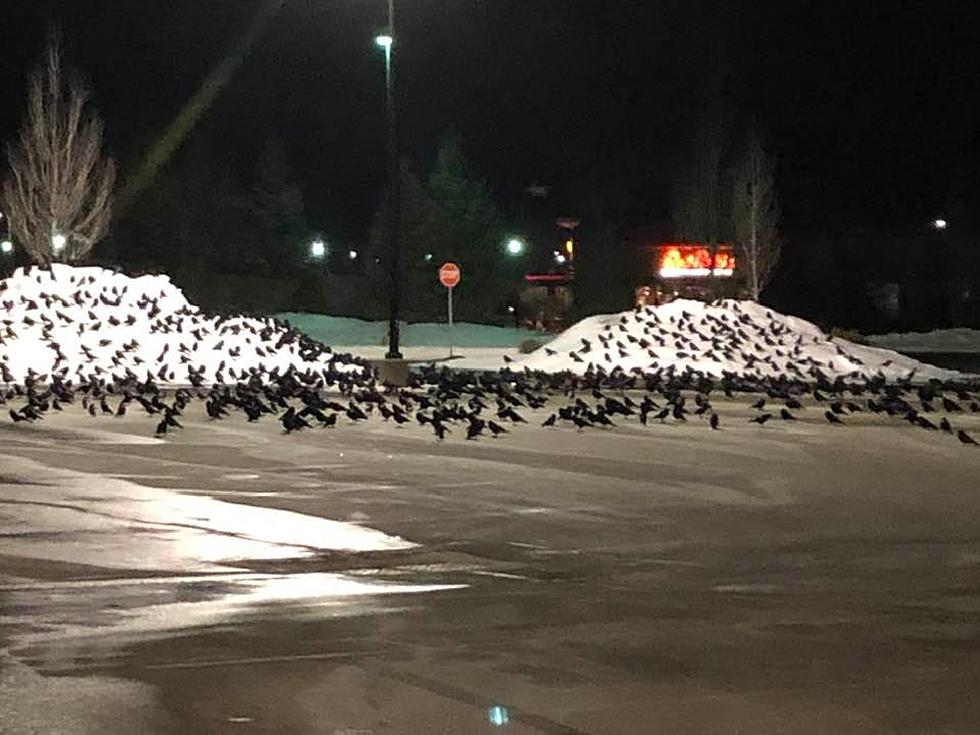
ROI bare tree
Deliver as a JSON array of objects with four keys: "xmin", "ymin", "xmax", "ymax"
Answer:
[
  {"xmin": 732, "ymin": 129, "xmax": 780, "ymax": 300},
  {"xmin": 2, "ymin": 37, "xmax": 116, "ymax": 264}
]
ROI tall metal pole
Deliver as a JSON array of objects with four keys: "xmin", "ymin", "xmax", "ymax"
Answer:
[{"xmin": 383, "ymin": 0, "xmax": 403, "ymax": 359}]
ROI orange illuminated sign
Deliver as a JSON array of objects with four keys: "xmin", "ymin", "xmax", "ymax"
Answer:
[{"xmin": 657, "ymin": 244, "xmax": 735, "ymax": 278}]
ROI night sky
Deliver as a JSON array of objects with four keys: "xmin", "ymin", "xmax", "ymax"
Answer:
[{"xmin": 1, "ymin": 1, "xmax": 978, "ymax": 241}]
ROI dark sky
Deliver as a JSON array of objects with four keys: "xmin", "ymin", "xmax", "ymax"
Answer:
[{"xmin": 1, "ymin": 1, "xmax": 978, "ymax": 241}]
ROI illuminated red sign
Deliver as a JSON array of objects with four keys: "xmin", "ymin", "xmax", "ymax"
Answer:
[{"xmin": 657, "ymin": 244, "xmax": 735, "ymax": 278}]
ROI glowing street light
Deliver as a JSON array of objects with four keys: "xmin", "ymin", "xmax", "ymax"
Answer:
[
  {"xmin": 424, "ymin": 252, "xmax": 433, "ymax": 262},
  {"xmin": 0, "ymin": 240, "xmax": 12, "ymax": 254},
  {"xmin": 309, "ymin": 238, "xmax": 327, "ymax": 259},
  {"xmin": 374, "ymin": 34, "xmax": 393, "ymax": 49},
  {"xmin": 52, "ymin": 233, "xmax": 67, "ymax": 253},
  {"xmin": 933, "ymin": 218, "xmax": 948, "ymax": 230},
  {"xmin": 348, "ymin": 249, "xmax": 359, "ymax": 260},
  {"xmin": 554, "ymin": 251, "xmax": 567, "ymax": 265},
  {"xmin": 505, "ymin": 237, "xmax": 526, "ymax": 256}
]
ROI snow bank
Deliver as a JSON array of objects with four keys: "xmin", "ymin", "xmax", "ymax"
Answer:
[
  {"xmin": 515, "ymin": 299, "xmax": 962, "ymax": 382},
  {"xmin": 278, "ymin": 312, "xmax": 550, "ymax": 348},
  {"xmin": 0, "ymin": 265, "xmax": 369, "ymax": 385},
  {"xmin": 867, "ymin": 328, "xmax": 980, "ymax": 354}
]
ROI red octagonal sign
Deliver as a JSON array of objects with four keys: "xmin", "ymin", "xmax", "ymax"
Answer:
[{"xmin": 439, "ymin": 262, "xmax": 461, "ymax": 288}]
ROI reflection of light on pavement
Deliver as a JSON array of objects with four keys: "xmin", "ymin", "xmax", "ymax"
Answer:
[{"xmin": 488, "ymin": 705, "xmax": 510, "ymax": 726}]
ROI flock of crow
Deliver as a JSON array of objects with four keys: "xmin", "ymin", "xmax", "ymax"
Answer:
[
  {"xmin": 1, "ymin": 266, "xmax": 979, "ymax": 448},
  {"xmin": 2, "ymin": 357, "xmax": 979, "ymax": 449}
]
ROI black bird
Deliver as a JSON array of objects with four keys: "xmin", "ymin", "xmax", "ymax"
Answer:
[
  {"xmin": 542, "ymin": 413, "xmax": 557, "ymax": 427},
  {"xmin": 779, "ymin": 408, "xmax": 797, "ymax": 421},
  {"xmin": 942, "ymin": 397, "xmax": 962, "ymax": 412},
  {"xmin": 824, "ymin": 411, "xmax": 845, "ymax": 425},
  {"xmin": 957, "ymin": 429, "xmax": 978, "ymax": 445},
  {"xmin": 346, "ymin": 402, "xmax": 368, "ymax": 422},
  {"xmin": 939, "ymin": 417, "xmax": 953, "ymax": 433},
  {"xmin": 749, "ymin": 413, "xmax": 772, "ymax": 425},
  {"xmin": 750, "ymin": 397, "xmax": 766, "ymax": 410},
  {"xmin": 432, "ymin": 420, "xmax": 450, "ymax": 441},
  {"xmin": 487, "ymin": 420, "xmax": 509, "ymax": 436},
  {"xmin": 709, "ymin": 412, "xmax": 720, "ymax": 430},
  {"xmin": 466, "ymin": 419, "xmax": 485, "ymax": 440}
]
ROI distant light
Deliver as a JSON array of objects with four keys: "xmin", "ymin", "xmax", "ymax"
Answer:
[
  {"xmin": 488, "ymin": 705, "xmax": 509, "ymax": 727},
  {"xmin": 0, "ymin": 240, "xmax": 12, "ymax": 254},
  {"xmin": 309, "ymin": 239, "xmax": 327, "ymax": 258},
  {"xmin": 564, "ymin": 238, "xmax": 574, "ymax": 256},
  {"xmin": 506, "ymin": 305, "xmax": 515, "ymax": 314},
  {"xmin": 51, "ymin": 234, "xmax": 67, "ymax": 252},
  {"xmin": 554, "ymin": 252, "xmax": 567, "ymax": 265},
  {"xmin": 374, "ymin": 34, "xmax": 393, "ymax": 49},
  {"xmin": 933, "ymin": 218, "xmax": 948, "ymax": 230},
  {"xmin": 348, "ymin": 249, "xmax": 359, "ymax": 260},
  {"xmin": 505, "ymin": 238, "xmax": 526, "ymax": 256},
  {"xmin": 424, "ymin": 252, "xmax": 434, "ymax": 262}
]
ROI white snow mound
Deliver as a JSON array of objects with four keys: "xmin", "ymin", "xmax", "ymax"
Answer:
[
  {"xmin": 515, "ymin": 299, "xmax": 963, "ymax": 382},
  {"xmin": 0, "ymin": 265, "xmax": 369, "ymax": 385}
]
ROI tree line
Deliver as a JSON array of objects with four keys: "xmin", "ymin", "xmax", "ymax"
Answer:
[{"xmin": 1, "ymin": 37, "xmax": 782, "ymax": 320}]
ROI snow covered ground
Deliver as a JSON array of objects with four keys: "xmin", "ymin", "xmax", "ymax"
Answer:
[
  {"xmin": 868, "ymin": 327, "xmax": 980, "ymax": 354},
  {"xmin": 0, "ymin": 265, "xmax": 370, "ymax": 385},
  {"xmin": 277, "ymin": 312, "xmax": 549, "ymax": 348}
]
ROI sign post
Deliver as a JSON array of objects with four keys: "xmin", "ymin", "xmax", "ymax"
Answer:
[{"xmin": 438, "ymin": 262, "xmax": 461, "ymax": 358}]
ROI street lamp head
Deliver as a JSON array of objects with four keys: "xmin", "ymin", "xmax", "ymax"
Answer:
[
  {"xmin": 374, "ymin": 34, "xmax": 393, "ymax": 49},
  {"xmin": 933, "ymin": 218, "xmax": 948, "ymax": 230},
  {"xmin": 52, "ymin": 233, "xmax": 67, "ymax": 252},
  {"xmin": 0, "ymin": 240, "xmax": 12, "ymax": 254},
  {"xmin": 348, "ymin": 249, "xmax": 359, "ymax": 260},
  {"xmin": 309, "ymin": 239, "xmax": 327, "ymax": 259},
  {"xmin": 505, "ymin": 238, "xmax": 526, "ymax": 256}
]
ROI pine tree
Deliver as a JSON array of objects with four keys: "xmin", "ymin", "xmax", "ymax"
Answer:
[{"xmin": 250, "ymin": 135, "xmax": 308, "ymax": 278}]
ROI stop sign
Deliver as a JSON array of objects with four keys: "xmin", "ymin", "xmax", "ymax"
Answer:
[{"xmin": 439, "ymin": 262, "xmax": 461, "ymax": 288}]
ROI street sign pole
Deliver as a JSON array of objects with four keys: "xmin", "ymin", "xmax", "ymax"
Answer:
[
  {"xmin": 447, "ymin": 285, "xmax": 454, "ymax": 357},
  {"xmin": 438, "ymin": 262, "xmax": 461, "ymax": 359}
]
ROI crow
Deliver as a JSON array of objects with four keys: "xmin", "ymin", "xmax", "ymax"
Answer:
[
  {"xmin": 542, "ymin": 413, "xmax": 557, "ymax": 427},
  {"xmin": 957, "ymin": 429, "xmax": 978, "ymax": 445},
  {"xmin": 749, "ymin": 413, "xmax": 772, "ymax": 425},
  {"xmin": 779, "ymin": 408, "xmax": 797, "ymax": 420},
  {"xmin": 939, "ymin": 417, "xmax": 953, "ymax": 433},
  {"xmin": 466, "ymin": 419, "xmax": 485, "ymax": 440},
  {"xmin": 824, "ymin": 410, "xmax": 845, "ymax": 425},
  {"xmin": 487, "ymin": 420, "xmax": 509, "ymax": 437},
  {"xmin": 942, "ymin": 397, "xmax": 963, "ymax": 413},
  {"xmin": 709, "ymin": 413, "xmax": 720, "ymax": 430}
]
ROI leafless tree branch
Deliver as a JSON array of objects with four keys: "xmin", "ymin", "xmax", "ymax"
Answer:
[{"xmin": 732, "ymin": 129, "xmax": 780, "ymax": 301}]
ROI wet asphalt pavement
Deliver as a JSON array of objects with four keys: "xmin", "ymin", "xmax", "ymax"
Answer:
[{"xmin": 3, "ymin": 402, "xmax": 980, "ymax": 734}]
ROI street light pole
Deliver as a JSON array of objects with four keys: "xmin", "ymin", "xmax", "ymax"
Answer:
[{"xmin": 380, "ymin": 0, "xmax": 402, "ymax": 359}]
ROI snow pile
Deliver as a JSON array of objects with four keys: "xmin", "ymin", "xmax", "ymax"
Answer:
[
  {"xmin": 867, "ymin": 327, "xmax": 980, "ymax": 355},
  {"xmin": 0, "ymin": 265, "xmax": 370, "ymax": 385},
  {"xmin": 515, "ymin": 299, "xmax": 963, "ymax": 382}
]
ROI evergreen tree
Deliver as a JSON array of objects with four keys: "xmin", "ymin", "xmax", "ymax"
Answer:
[{"xmin": 249, "ymin": 135, "xmax": 308, "ymax": 278}]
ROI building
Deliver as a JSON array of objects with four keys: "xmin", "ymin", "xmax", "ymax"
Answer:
[{"xmin": 625, "ymin": 221, "xmax": 744, "ymax": 307}]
